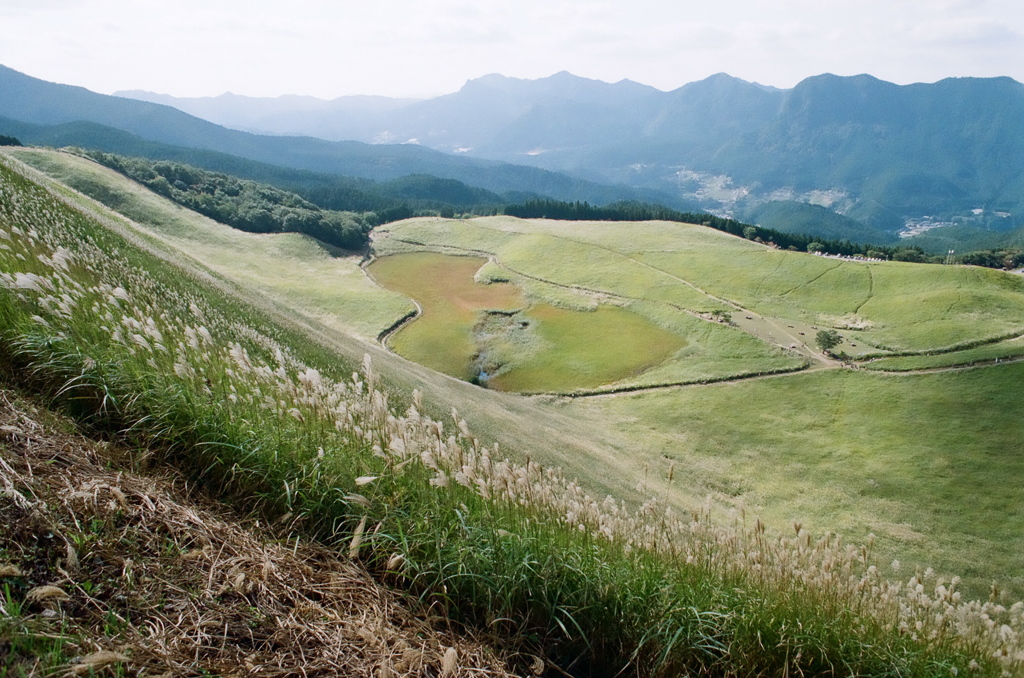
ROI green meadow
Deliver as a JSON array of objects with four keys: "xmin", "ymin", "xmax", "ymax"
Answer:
[
  {"xmin": 9, "ymin": 147, "xmax": 1024, "ymax": 605},
  {"xmin": 490, "ymin": 303, "xmax": 686, "ymax": 392},
  {"xmin": 380, "ymin": 216, "xmax": 1024, "ymax": 354},
  {"xmin": 369, "ymin": 252, "xmax": 691, "ymax": 392},
  {"xmin": 569, "ymin": 363, "xmax": 1024, "ymax": 599}
]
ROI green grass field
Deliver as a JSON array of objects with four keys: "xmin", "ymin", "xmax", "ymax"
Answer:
[
  {"xmin": 7, "ymin": 147, "xmax": 413, "ymax": 341},
  {"xmin": 368, "ymin": 253, "xmax": 526, "ymax": 380},
  {"xmin": 9, "ymin": 148, "xmax": 1024, "ymax": 604},
  {"xmin": 3, "ymin": 149, "xmax": 1024, "ymax": 675},
  {"xmin": 568, "ymin": 363, "xmax": 1024, "ymax": 599},
  {"xmin": 489, "ymin": 303, "xmax": 686, "ymax": 392},
  {"xmin": 375, "ymin": 221, "xmax": 807, "ymax": 391},
  {"xmin": 379, "ymin": 216, "xmax": 1024, "ymax": 355},
  {"xmin": 373, "ymin": 214, "xmax": 1024, "ymax": 598},
  {"xmin": 371, "ymin": 252, "xmax": 692, "ymax": 392}
]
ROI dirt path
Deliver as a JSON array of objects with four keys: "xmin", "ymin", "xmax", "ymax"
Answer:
[{"xmin": 861, "ymin": 352, "xmax": 1024, "ymax": 375}]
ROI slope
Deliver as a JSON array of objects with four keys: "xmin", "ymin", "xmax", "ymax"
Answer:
[
  {"xmin": 0, "ymin": 384, "xmax": 516, "ymax": 677},
  {"xmin": 7, "ymin": 147, "xmax": 1024, "ymax": 602},
  {"xmin": 0, "ymin": 65, "xmax": 681, "ymax": 207},
  {"xmin": 2, "ymin": 146, "xmax": 1021, "ymax": 677}
]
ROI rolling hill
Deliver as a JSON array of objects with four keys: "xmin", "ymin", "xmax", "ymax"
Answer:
[
  {"xmin": 122, "ymin": 70, "xmax": 1024, "ymax": 241},
  {"xmin": 0, "ymin": 65, "xmax": 682, "ymax": 208},
  {"xmin": 9, "ymin": 146, "xmax": 1024, "ymax": 603},
  {"xmin": 4, "ymin": 146, "xmax": 1024, "ymax": 675}
]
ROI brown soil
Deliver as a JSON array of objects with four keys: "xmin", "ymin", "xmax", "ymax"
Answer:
[{"xmin": 0, "ymin": 386, "xmax": 523, "ymax": 677}]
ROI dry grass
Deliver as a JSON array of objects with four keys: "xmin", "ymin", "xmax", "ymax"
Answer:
[
  {"xmin": 0, "ymin": 387, "xmax": 521, "ymax": 678},
  {"xmin": 3, "ymin": 148, "xmax": 1023, "ymax": 676}
]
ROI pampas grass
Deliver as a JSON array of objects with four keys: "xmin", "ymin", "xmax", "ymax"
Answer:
[{"xmin": 1, "ymin": 153, "xmax": 1022, "ymax": 676}]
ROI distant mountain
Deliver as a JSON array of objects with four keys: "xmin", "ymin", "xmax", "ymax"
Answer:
[
  {"xmin": 711, "ymin": 74, "xmax": 1024, "ymax": 230},
  {"xmin": 117, "ymin": 71, "xmax": 665, "ymax": 155},
  {"xmin": 120, "ymin": 70, "xmax": 1024, "ymax": 240},
  {"xmin": 9, "ymin": 64, "xmax": 1024, "ymax": 246},
  {"xmin": 117, "ymin": 71, "xmax": 780, "ymax": 171},
  {"xmin": 114, "ymin": 89, "xmax": 421, "ymax": 139},
  {"xmin": 0, "ymin": 65, "xmax": 680, "ymax": 208}
]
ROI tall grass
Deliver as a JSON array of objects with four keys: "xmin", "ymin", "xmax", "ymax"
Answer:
[{"xmin": 2, "ymin": 155, "xmax": 1023, "ymax": 676}]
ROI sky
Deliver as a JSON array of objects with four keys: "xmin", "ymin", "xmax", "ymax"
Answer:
[{"xmin": 1, "ymin": 0, "xmax": 1023, "ymax": 99}]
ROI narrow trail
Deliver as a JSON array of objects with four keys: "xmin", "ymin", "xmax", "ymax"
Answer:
[
  {"xmin": 777, "ymin": 261, "xmax": 843, "ymax": 298},
  {"xmin": 866, "ymin": 356, "xmax": 1024, "ymax": 375},
  {"xmin": 854, "ymin": 265, "xmax": 875, "ymax": 317}
]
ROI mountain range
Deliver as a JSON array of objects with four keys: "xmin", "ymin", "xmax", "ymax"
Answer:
[
  {"xmin": 3, "ymin": 64, "xmax": 1024, "ymax": 247},
  {"xmin": 119, "ymin": 70, "xmax": 1024, "ymax": 241},
  {"xmin": 0, "ymin": 65, "xmax": 674, "ymax": 208}
]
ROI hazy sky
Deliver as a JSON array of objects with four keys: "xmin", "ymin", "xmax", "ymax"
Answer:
[{"xmin": 2, "ymin": 0, "xmax": 1022, "ymax": 98}]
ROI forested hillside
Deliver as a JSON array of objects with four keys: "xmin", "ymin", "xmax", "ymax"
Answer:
[
  {"xmin": 0, "ymin": 66, "xmax": 682, "ymax": 208},
  {"xmin": 120, "ymin": 71, "xmax": 1024, "ymax": 234}
]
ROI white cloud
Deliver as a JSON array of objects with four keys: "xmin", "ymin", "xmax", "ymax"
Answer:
[
  {"xmin": 910, "ymin": 18, "xmax": 1022, "ymax": 45},
  {"xmin": 0, "ymin": 0, "xmax": 1022, "ymax": 98}
]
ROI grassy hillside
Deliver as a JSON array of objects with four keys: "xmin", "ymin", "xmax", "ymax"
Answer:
[
  {"xmin": 3, "ymin": 148, "xmax": 674, "ymax": 507},
  {"xmin": 3, "ymin": 143, "xmax": 1024, "ymax": 677},
  {"xmin": 572, "ymin": 364, "xmax": 1024, "ymax": 596},
  {"xmin": 0, "ymin": 384, "xmax": 516, "ymax": 677},
  {"xmin": 10, "ymin": 149, "xmax": 1024, "ymax": 599},
  {"xmin": 378, "ymin": 215, "xmax": 1024, "ymax": 354},
  {"xmin": 7, "ymin": 147, "xmax": 411, "ymax": 341},
  {"xmin": 372, "ymin": 214, "xmax": 1024, "ymax": 598},
  {"xmin": 6, "ymin": 148, "xmax": 1024, "ymax": 675}
]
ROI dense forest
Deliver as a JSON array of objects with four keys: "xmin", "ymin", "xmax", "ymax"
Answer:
[{"xmin": 83, "ymin": 151, "xmax": 377, "ymax": 250}]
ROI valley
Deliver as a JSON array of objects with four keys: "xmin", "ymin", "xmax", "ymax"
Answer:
[
  {"xmin": 7, "ymin": 147, "xmax": 1024, "ymax": 604},
  {"xmin": 1, "ymin": 0, "xmax": 1023, "ymax": 668}
]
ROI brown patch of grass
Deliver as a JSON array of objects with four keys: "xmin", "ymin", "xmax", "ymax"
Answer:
[
  {"xmin": 0, "ymin": 386, "xmax": 521, "ymax": 677},
  {"xmin": 367, "ymin": 252, "xmax": 525, "ymax": 380}
]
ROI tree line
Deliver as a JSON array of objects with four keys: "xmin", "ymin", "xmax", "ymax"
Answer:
[
  {"xmin": 498, "ymin": 198, "xmax": 1024, "ymax": 268},
  {"xmin": 501, "ymin": 199, "xmax": 923, "ymax": 260},
  {"xmin": 83, "ymin": 151, "xmax": 375, "ymax": 250},
  {"xmin": 72, "ymin": 152, "xmax": 1024, "ymax": 270}
]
